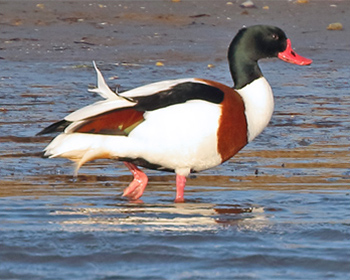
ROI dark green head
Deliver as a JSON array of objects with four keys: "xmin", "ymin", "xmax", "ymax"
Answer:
[{"xmin": 228, "ymin": 25, "xmax": 312, "ymax": 89}]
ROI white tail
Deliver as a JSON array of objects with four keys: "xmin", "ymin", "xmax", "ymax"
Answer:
[{"xmin": 43, "ymin": 133, "xmax": 138, "ymax": 176}]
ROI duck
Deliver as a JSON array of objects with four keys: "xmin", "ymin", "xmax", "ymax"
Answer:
[{"xmin": 37, "ymin": 25, "xmax": 312, "ymax": 202}]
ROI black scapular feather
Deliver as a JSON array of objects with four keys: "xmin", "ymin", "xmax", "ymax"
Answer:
[{"xmin": 36, "ymin": 119, "xmax": 71, "ymax": 136}]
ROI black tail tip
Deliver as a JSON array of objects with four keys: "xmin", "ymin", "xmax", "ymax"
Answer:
[{"xmin": 36, "ymin": 119, "xmax": 70, "ymax": 136}]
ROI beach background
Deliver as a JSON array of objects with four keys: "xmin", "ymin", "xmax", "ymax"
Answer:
[{"xmin": 1, "ymin": 0, "xmax": 350, "ymax": 279}]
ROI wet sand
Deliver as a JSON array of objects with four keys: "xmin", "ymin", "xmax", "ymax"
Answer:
[
  {"xmin": 1, "ymin": 0, "xmax": 350, "ymax": 189},
  {"xmin": 1, "ymin": 0, "xmax": 350, "ymax": 63},
  {"xmin": 1, "ymin": 1, "xmax": 350, "ymax": 279}
]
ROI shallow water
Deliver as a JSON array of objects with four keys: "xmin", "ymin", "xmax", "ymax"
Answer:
[
  {"xmin": 1, "ymin": 60, "xmax": 350, "ymax": 279},
  {"xmin": 1, "ymin": 189, "xmax": 349, "ymax": 280}
]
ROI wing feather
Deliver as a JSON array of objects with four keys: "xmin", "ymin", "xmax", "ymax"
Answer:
[
  {"xmin": 67, "ymin": 108, "xmax": 145, "ymax": 136},
  {"xmin": 65, "ymin": 98, "xmax": 136, "ymax": 122},
  {"xmin": 38, "ymin": 64, "xmax": 226, "ymax": 137},
  {"xmin": 89, "ymin": 61, "xmax": 119, "ymax": 99}
]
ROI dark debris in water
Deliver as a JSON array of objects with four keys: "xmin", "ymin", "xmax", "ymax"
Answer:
[{"xmin": 214, "ymin": 205, "xmax": 253, "ymax": 214}]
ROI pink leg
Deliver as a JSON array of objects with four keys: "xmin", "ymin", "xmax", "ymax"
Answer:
[
  {"xmin": 175, "ymin": 174, "xmax": 186, "ymax": 203},
  {"xmin": 123, "ymin": 162, "xmax": 148, "ymax": 201}
]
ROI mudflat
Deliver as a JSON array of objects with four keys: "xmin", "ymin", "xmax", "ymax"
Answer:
[{"xmin": 1, "ymin": 0, "xmax": 349, "ymax": 63}]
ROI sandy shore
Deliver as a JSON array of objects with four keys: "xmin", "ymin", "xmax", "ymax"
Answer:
[
  {"xmin": 1, "ymin": 0, "xmax": 349, "ymax": 64},
  {"xmin": 1, "ymin": 0, "xmax": 349, "ymax": 191}
]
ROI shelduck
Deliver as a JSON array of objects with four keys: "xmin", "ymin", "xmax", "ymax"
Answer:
[{"xmin": 38, "ymin": 25, "xmax": 312, "ymax": 202}]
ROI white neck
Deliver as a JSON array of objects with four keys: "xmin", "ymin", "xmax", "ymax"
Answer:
[{"xmin": 236, "ymin": 77, "xmax": 274, "ymax": 142}]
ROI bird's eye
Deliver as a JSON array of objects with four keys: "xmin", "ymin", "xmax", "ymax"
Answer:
[{"xmin": 271, "ymin": 34, "xmax": 279, "ymax": 40}]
